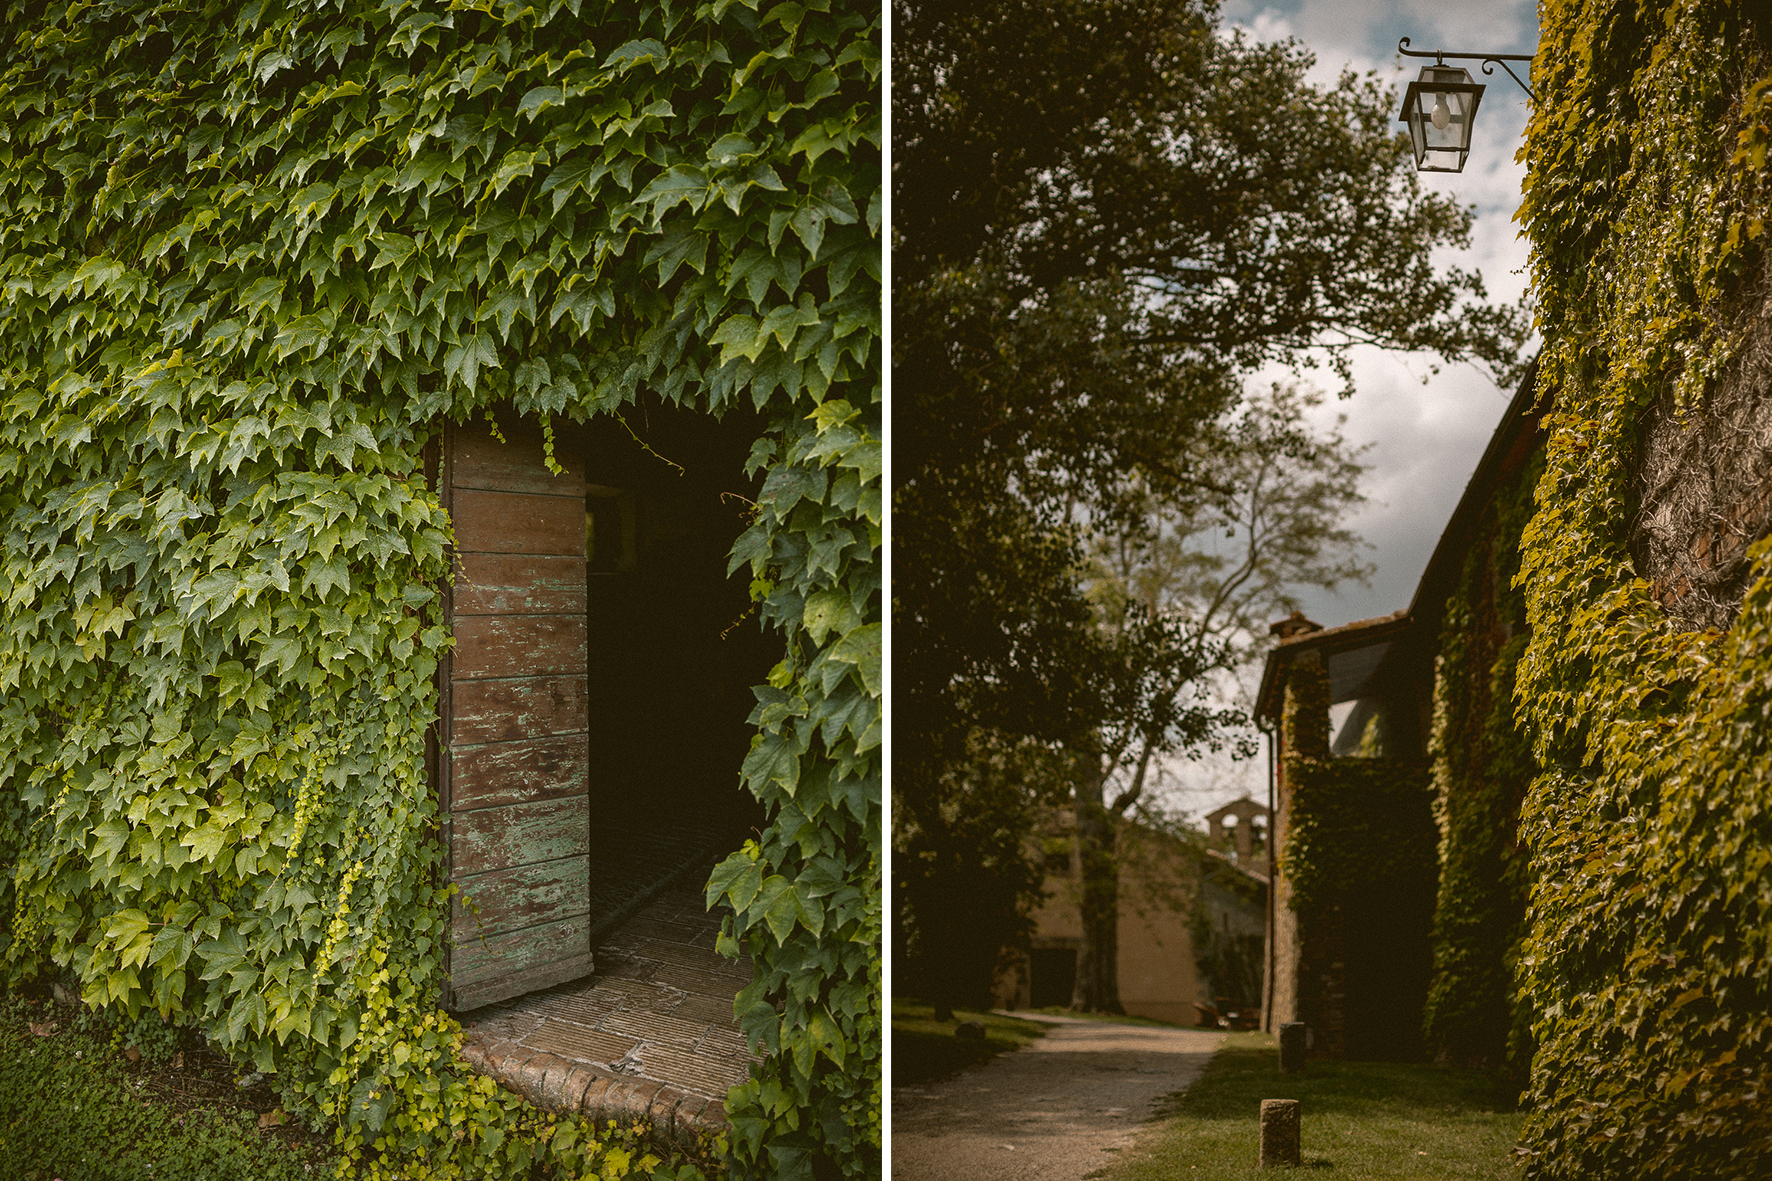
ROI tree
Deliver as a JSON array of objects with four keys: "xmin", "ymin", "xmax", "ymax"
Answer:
[
  {"xmin": 891, "ymin": 0, "xmax": 1530, "ymax": 1013},
  {"xmin": 1068, "ymin": 383, "xmax": 1371, "ymax": 1012}
]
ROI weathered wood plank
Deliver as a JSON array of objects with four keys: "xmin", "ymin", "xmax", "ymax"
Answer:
[
  {"xmin": 452, "ymin": 415, "xmax": 586, "ymax": 497},
  {"xmin": 451, "ymin": 614, "xmax": 587, "ymax": 680},
  {"xmin": 452, "ymin": 488, "xmax": 584, "ymax": 557},
  {"xmin": 451, "ymin": 675, "xmax": 589, "ymax": 745},
  {"xmin": 451, "ymin": 915, "xmax": 594, "ymax": 1001},
  {"xmin": 451, "ymin": 733, "xmax": 589, "ymax": 811},
  {"xmin": 453, "ymin": 552, "xmax": 588, "ymax": 616},
  {"xmin": 451, "ymin": 795, "xmax": 590, "ymax": 877},
  {"xmin": 453, "ymin": 854, "xmax": 591, "ymax": 935}
]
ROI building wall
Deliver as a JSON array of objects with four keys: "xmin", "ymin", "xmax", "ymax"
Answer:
[
  {"xmin": 1266, "ymin": 649, "xmax": 1327, "ymax": 1033},
  {"xmin": 998, "ymin": 823, "xmax": 1252, "ymax": 1025}
]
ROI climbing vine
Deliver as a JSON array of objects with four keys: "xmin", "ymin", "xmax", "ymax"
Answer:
[
  {"xmin": 1421, "ymin": 450, "xmax": 1540, "ymax": 1072},
  {"xmin": 1281, "ymin": 758, "xmax": 1436, "ymax": 919},
  {"xmin": 0, "ymin": 1, "xmax": 879, "ymax": 1178},
  {"xmin": 1513, "ymin": 0, "xmax": 1772, "ymax": 1175}
]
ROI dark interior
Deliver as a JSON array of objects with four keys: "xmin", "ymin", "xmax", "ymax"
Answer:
[
  {"xmin": 579, "ymin": 396, "xmax": 776, "ymax": 938},
  {"xmin": 1029, "ymin": 947, "xmax": 1078, "ymax": 1009}
]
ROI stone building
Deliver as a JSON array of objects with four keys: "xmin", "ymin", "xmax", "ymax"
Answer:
[
  {"xmin": 1254, "ymin": 365, "xmax": 1548, "ymax": 1061},
  {"xmin": 994, "ymin": 809, "xmax": 1268, "ymax": 1025}
]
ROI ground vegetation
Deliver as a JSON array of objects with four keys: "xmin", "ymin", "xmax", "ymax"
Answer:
[
  {"xmin": 1105, "ymin": 1031, "xmax": 1522, "ymax": 1180},
  {"xmin": 887, "ymin": 999, "xmax": 1049, "ymax": 1087}
]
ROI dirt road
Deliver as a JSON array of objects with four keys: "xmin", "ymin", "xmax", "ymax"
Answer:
[{"xmin": 891, "ymin": 1014, "xmax": 1223, "ymax": 1180}]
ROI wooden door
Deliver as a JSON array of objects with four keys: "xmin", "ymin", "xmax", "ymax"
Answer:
[{"xmin": 440, "ymin": 414, "xmax": 592, "ymax": 1010}]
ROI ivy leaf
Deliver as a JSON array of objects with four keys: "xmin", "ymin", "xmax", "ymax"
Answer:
[
  {"xmin": 828, "ymin": 624, "xmax": 881, "ymax": 694},
  {"xmin": 643, "ymin": 226, "xmax": 710, "ymax": 283},
  {"xmin": 183, "ymin": 822, "xmax": 231, "ymax": 863},
  {"xmin": 803, "ymin": 589, "xmax": 860, "ymax": 645},
  {"xmin": 148, "ymin": 924, "xmax": 195, "ymax": 970},
  {"xmin": 757, "ymin": 875, "xmax": 797, "ymax": 942},
  {"xmin": 517, "ymin": 87, "xmax": 566, "ymax": 118},
  {"xmin": 92, "ymin": 817, "xmax": 130, "ymax": 864},
  {"xmin": 759, "ymin": 464, "xmax": 827, "ymax": 519},
  {"xmin": 197, "ymin": 930, "xmax": 250, "ymax": 982},
  {"xmin": 789, "ymin": 204, "xmax": 827, "ymax": 259},
  {"xmin": 443, "ymin": 331, "xmax": 500, "ymax": 395},
  {"xmin": 807, "ymin": 1007, "xmax": 844, "ymax": 1067},
  {"xmin": 604, "ymin": 39, "xmax": 670, "ymax": 74},
  {"xmin": 540, "ymin": 156, "xmax": 607, "ymax": 213},
  {"xmin": 638, "ymin": 165, "xmax": 713, "ymax": 221}
]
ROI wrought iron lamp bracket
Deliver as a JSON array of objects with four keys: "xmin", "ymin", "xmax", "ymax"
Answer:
[{"xmin": 1398, "ymin": 38, "xmax": 1535, "ymax": 101}]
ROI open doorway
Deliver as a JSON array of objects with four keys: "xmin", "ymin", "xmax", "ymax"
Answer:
[
  {"xmin": 438, "ymin": 398, "xmax": 775, "ymax": 1011},
  {"xmin": 578, "ymin": 397, "xmax": 775, "ymax": 940}
]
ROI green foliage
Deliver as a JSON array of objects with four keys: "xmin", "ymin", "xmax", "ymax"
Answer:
[
  {"xmin": 1189, "ymin": 863, "xmax": 1265, "ymax": 1012},
  {"xmin": 0, "ymin": 993, "xmax": 336, "ymax": 1179},
  {"xmin": 1280, "ymin": 758, "xmax": 1435, "ymax": 918},
  {"xmin": 0, "ymin": 0, "xmax": 878, "ymax": 1177},
  {"xmin": 1512, "ymin": 0, "xmax": 1772, "ymax": 1175},
  {"xmin": 1421, "ymin": 449, "xmax": 1540, "ymax": 1072},
  {"xmin": 1104, "ymin": 1031, "xmax": 1523, "ymax": 1180},
  {"xmin": 887, "ymin": 999, "xmax": 1049, "ymax": 1087},
  {"xmin": 892, "ymin": 733, "xmax": 1059, "ymax": 1014}
]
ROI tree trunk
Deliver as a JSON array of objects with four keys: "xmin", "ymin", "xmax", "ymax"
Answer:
[{"xmin": 1071, "ymin": 753, "xmax": 1124, "ymax": 1013}]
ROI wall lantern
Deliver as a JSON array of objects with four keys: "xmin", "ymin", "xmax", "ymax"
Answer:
[{"xmin": 1396, "ymin": 39, "xmax": 1535, "ymax": 174}]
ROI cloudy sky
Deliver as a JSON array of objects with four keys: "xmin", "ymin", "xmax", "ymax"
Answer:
[
  {"xmin": 1155, "ymin": 0, "xmax": 1543, "ymax": 816},
  {"xmin": 1225, "ymin": 0, "xmax": 1541, "ymax": 624}
]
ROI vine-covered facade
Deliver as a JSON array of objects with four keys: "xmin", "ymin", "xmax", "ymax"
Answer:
[
  {"xmin": 1274, "ymin": 6, "xmax": 1772, "ymax": 1173},
  {"xmin": 1255, "ymin": 365, "xmax": 1546, "ymax": 1070},
  {"xmin": 0, "ymin": 2, "xmax": 880, "ymax": 1178},
  {"xmin": 1509, "ymin": 0, "xmax": 1772, "ymax": 1174}
]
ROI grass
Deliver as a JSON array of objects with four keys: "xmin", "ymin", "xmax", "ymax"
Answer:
[
  {"xmin": 1106, "ymin": 1032, "xmax": 1523, "ymax": 1181},
  {"xmin": 0, "ymin": 987, "xmax": 341, "ymax": 1180},
  {"xmin": 891, "ymin": 998, "xmax": 1052, "ymax": 1086}
]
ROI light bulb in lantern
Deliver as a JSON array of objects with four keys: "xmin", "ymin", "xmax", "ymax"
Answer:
[{"xmin": 1431, "ymin": 93, "xmax": 1451, "ymax": 131}]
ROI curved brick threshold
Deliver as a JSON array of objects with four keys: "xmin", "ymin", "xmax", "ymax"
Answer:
[{"xmin": 458, "ymin": 881, "xmax": 757, "ymax": 1149}]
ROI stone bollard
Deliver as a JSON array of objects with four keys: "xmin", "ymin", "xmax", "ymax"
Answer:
[
  {"xmin": 1259, "ymin": 1099, "xmax": 1301, "ymax": 1167},
  {"xmin": 1278, "ymin": 1022, "xmax": 1307, "ymax": 1075}
]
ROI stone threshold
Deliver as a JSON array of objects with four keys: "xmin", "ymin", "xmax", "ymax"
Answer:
[
  {"xmin": 458, "ymin": 1035, "xmax": 725, "ymax": 1149},
  {"xmin": 458, "ymin": 879, "xmax": 757, "ymax": 1152}
]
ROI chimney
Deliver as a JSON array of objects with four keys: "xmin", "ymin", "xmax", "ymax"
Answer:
[{"xmin": 1269, "ymin": 610, "xmax": 1323, "ymax": 641}]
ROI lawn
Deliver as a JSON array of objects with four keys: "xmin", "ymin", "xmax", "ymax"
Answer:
[
  {"xmin": 1106, "ymin": 1032, "xmax": 1523, "ymax": 1180},
  {"xmin": 891, "ymin": 999, "xmax": 1052, "ymax": 1086},
  {"xmin": 0, "ymin": 987, "xmax": 340, "ymax": 1180}
]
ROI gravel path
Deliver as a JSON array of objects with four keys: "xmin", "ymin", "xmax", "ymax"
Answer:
[{"xmin": 891, "ymin": 1014, "xmax": 1224, "ymax": 1180}]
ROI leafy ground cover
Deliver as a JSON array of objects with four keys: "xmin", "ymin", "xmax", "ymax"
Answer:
[
  {"xmin": 1108, "ymin": 1032, "xmax": 1522, "ymax": 1180},
  {"xmin": 890, "ymin": 1000, "xmax": 1050, "ymax": 1086},
  {"xmin": 0, "ymin": 986, "xmax": 339, "ymax": 1179}
]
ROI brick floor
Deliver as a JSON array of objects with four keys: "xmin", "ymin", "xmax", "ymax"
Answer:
[{"xmin": 459, "ymin": 879, "xmax": 757, "ymax": 1149}]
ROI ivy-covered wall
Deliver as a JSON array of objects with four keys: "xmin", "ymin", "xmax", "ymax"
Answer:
[
  {"xmin": 1421, "ymin": 450, "xmax": 1540, "ymax": 1072},
  {"xmin": 1265, "ymin": 639, "xmax": 1436, "ymax": 1060},
  {"xmin": 1282, "ymin": 755, "xmax": 1435, "ymax": 1061},
  {"xmin": 0, "ymin": 2, "xmax": 879, "ymax": 1178},
  {"xmin": 1514, "ymin": 0, "xmax": 1772, "ymax": 1175}
]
